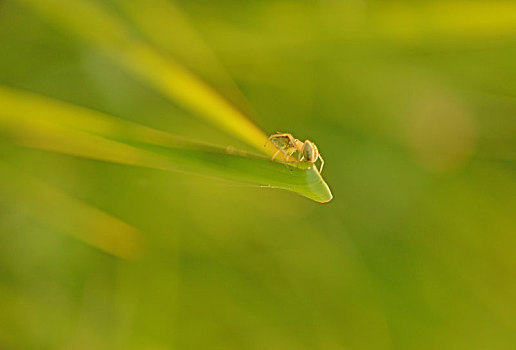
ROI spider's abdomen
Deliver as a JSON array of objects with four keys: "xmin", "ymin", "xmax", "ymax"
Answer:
[{"xmin": 303, "ymin": 141, "xmax": 318, "ymax": 162}]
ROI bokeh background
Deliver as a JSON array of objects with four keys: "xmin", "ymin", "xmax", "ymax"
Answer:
[{"xmin": 2, "ymin": 0, "xmax": 516, "ymax": 348}]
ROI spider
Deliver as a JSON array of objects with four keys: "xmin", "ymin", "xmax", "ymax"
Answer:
[{"xmin": 265, "ymin": 132, "xmax": 324, "ymax": 173}]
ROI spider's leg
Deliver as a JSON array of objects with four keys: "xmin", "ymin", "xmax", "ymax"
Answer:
[
  {"xmin": 318, "ymin": 154, "xmax": 325, "ymax": 173},
  {"xmin": 264, "ymin": 134, "xmax": 274, "ymax": 147},
  {"xmin": 264, "ymin": 133, "xmax": 280, "ymax": 147},
  {"xmin": 271, "ymin": 149, "xmax": 282, "ymax": 161},
  {"xmin": 284, "ymin": 148, "xmax": 297, "ymax": 162}
]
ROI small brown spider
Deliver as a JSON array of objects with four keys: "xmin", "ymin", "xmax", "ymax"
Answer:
[{"xmin": 265, "ymin": 132, "xmax": 324, "ymax": 173}]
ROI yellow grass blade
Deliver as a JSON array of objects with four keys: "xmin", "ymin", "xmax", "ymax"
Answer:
[
  {"xmin": 375, "ymin": 1, "xmax": 516, "ymax": 43},
  {"xmin": 0, "ymin": 161, "xmax": 144, "ymax": 259},
  {"xmin": 15, "ymin": 0, "xmax": 276, "ymax": 155},
  {"xmin": 115, "ymin": 0, "xmax": 254, "ymax": 115}
]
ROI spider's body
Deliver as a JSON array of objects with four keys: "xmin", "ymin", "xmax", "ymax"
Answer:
[{"xmin": 265, "ymin": 132, "xmax": 324, "ymax": 173}]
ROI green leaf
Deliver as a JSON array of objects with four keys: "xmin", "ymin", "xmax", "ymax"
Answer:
[{"xmin": 0, "ymin": 86, "xmax": 333, "ymax": 203}]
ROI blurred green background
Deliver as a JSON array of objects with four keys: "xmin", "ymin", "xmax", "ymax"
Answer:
[{"xmin": 2, "ymin": 0, "xmax": 516, "ymax": 349}]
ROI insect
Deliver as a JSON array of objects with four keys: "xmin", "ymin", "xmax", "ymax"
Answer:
[{"xmin": 265, "ymin": 132, "xmax": 324, "ymax": 173}]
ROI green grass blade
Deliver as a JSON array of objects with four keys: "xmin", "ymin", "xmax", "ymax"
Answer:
[{"xmin": 0, "ymin": 86, "xmax": 333, "ymax": 203}]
